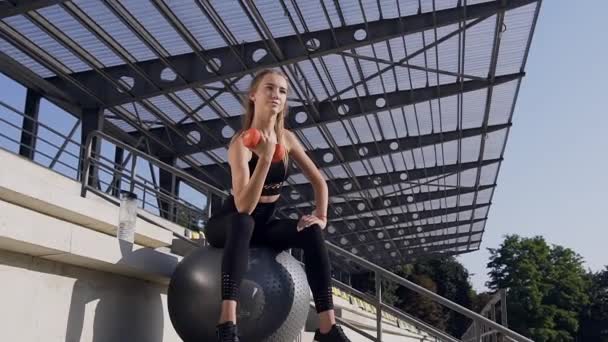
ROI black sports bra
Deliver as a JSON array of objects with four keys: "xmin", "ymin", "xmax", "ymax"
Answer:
[{"xmin": 248, "ymin": 154, "xmax": 288, "ymax": 196}]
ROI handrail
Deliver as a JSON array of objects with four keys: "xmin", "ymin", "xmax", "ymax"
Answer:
[
  {"xmin": 325, "ymin": 242, "xmax": 534, "ymax": 342},
  {"xmin": 82, "ymin": 130, "xmax": 229, "ymax": 199}
]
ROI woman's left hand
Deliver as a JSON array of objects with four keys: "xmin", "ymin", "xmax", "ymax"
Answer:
[{"xmin": 296, "ymin": 214, "xmax": 327, "ymax": 231}]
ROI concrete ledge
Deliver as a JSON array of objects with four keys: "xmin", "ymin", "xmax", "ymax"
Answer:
[
  {"xmin": 0, "ymin": 149, "xmax": 173, "ymax": 248},
  {"xmin": 0, "ymin": 199, "xmax": 179, "ymax": 285}
]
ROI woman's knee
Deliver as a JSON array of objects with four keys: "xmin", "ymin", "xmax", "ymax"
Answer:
[
  {"xmin": 205, "ymin": 213, "xmax": 255, "ymax": 247},
  {"xmin": 300, "ymin": 224, "xmax": 326, "ymax": 248}
]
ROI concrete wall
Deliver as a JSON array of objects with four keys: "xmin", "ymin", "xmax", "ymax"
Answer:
[{"xmin": 0, "ymin": 249, "xmax": 181, "ymax": 342}]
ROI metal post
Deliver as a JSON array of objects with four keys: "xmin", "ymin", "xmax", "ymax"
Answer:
[
  {"xmin": 129, "ymin": 154, "xmax": 137, "ymax": 194},
  {"xmin": 111, "ymin": 147, "xmax": 124, "ymax": 197},
  {"xmin": 474, "ymin": 320, "xmax": 482, "ymax": 342},
  {"xmin": 79, "ymin": 107, "xmax": 103, "ymax": 186},
  {"xmin": 19, "ymin": 88, "xmax": 41, "ymax": 160},
  {"xmin": 375, "ymin": 272, "xmax": 382, "ymax": 341}
]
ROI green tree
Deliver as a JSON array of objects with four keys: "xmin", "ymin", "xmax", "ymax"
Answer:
[
  {"xmin": 395, "ymin": 273, "xmax": 447, "ymax": 331},
  {"xmin": 487, "ymin": 235, "xmax": 589, "ymax": 342},
  {"xmin": 579, "ymin": 266, "xmax": 608, "ymax": 342}
]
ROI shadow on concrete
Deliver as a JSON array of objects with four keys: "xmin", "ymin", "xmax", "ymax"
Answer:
[{"xmin": 65, "ymin": 240, "xmax": 178, "ymax": 342}]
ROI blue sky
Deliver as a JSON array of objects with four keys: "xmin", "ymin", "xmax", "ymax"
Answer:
[
  {"xmin": 458, "ymin": 0, "xmax": 608, "ymax": 290},
  {"xmin": 1, "ymin": 1, "xmax": 606, "ymax": 292}
]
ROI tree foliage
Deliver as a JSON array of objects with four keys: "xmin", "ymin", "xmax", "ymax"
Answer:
[{"xmin": 487, "ymin": 235, "xmax": 589, "ymax": 342}]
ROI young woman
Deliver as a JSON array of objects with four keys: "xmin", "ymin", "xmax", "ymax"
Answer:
[{"xmin": 204, "ymin": 69, "xmax": 351, "ymax": 342}]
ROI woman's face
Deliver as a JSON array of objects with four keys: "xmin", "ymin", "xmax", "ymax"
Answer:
[{"xmin": 250, "ymin": 73, "xmax": 288, "ymax": 117}]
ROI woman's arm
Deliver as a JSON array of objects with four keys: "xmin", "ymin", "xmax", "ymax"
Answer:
[
  {"xmin": 285, "ymin": 130, "xmax": 328, "ymax": 223},
  {"xmin": 228, "ymin": 133, "xmax": 274, "ymax": 214}
]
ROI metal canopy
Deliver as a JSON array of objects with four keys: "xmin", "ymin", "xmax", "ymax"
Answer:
[{"xmin": 0, "ymin": 0, "xmax": 542, "ymax": 269}]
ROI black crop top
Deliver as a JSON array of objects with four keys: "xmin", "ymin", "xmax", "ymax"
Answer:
[{"xmin": 248, "ymin": 154, "xmax": 288, "ymax": 196}]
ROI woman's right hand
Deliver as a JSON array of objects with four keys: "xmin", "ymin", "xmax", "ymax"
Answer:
[{"xmin": 249, "ymin": 130, "xmax": 276, "ymax": 162}]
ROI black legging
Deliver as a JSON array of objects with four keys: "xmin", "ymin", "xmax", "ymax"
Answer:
[{"xmin": 204, "ymin": 196, "xmax": 334, "ymax": 313}]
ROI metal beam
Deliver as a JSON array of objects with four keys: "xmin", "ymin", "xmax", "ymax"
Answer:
[
  {"xmin": 0, "ymin": 0, "xmax": 67, "ymax": 19},
  {"xmin": 279, "ymin": 184, "xmax": 495, "ymax": 219},
  {"xmin": 186, "ymin": 154, "xmax": 500, "ymax": 198},
  {"xmin": 18, "ymin": 88, "xmax": 41, "ymax": 159},
  {"xmin": 380, "ymin": 245, "xmax": 477, "ymax": 268},
  {"xmin": 362, "ymin": 240, "xmax": 475, "ymax": 265},
  {"xmin": 338, "ymin": 218, "xmax": 487, "ymax": 244},
  {"xmin": 343, "ymin": 231, "xmax": 480, "ymax": 251},
  {"xmin": 330, "ymin": 203, "xmax": 490, "ymax": 233},
  {"xmin": 43, "ymin": 0, "xmax": 534, "ymax": 107},
  {"xmin": 145, "ymin": 73, "xmax": 522, "ymax": 155},
  {"xmin": 287, "ymin": 158, "xmax": 501, "ymax": 206},
  {"xmin": 185, "ymin": 123, "xmax": 509, "ymax": 181}
]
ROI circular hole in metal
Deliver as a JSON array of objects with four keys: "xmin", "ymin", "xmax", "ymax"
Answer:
[
  {"xmin": 368, "ymin": 219, "xmax": 376, "ymax": 226},
  {"xmin": 391, "ymin": 216, "xmax": 399, "ymax": 223},
  {"xmin": 416, "ymin": 226, "xmax": 422, "ymax": 232},
  {"xmin": 328, "ymin": 226, "xmax": 336, "ymax": 234},
  {"xmin": 351, "ymin": 248, "xmax": 358, "ymax": 254},
  {"xmin": 383, "ymin": 199, "xmax": 391, "ymax": 207},
  {"xmin": 205, "ymin": 58, "xmax": 222, "ymax": 73},
  {"xmin": 424, "ymin": 247, "xmax": 428, "ymax": 252},
  {"xmin": 186, "ymin": 130, "xmax": 201, "ymax": 145},
  {"xmin": 420, "ymin": 238, "xmax": 426, "ymax": 243},
  {"xmin": 222, "ymin": 125, "xmax": 235, "ymax": 139},
  {"xmin": 398, "ymin": 229, "xmax": 404, "ymax": 235},
  {"xmin": 373, "ymin": 176, "xmax": 382, "ymax": 185},
  {"xmin": 389, "ymin": 142, "xmax": 399, "ymax": 150},
  {"xmin": 340, "ymin": 237, "xmax": 348, "ymax": 245},
  {"xmin": 290, "ymin": 190, "xmax": 300, "ymax": 200},
  {"xmin": 358, "ymin": 147, "xmax": 368, "ymax": 156},
  {"xmin": 354, "ymin": 29, "xmax": 367, "ymax": 41},
  {"xmin": 343, "ymin": 181, "xmax": 352, "ymax": 191},
  {"xmin": 117, "ymin": 76, "xmax": 134, "ymax": 93},
  {"xmin": 252, "ymin": 48, "xmax": 267, "ymax": 62},
  {"xmin": 390, "ymin": 251, "xmax": 397, "ymax": 257},
  {"xmin": 335, "ymin": 206, "xmax": 343, "ymax": 214},
  {"xmin": 295, "ymin": 111, "xmax": 308, "ymax": 124},
  {"xmin": 403, "ymin": 240, "xmax": 409, "ymax": 246},
  {"xmin": 400, "ymin": 173, "xmax": 408, "ymax": 180},
  {"xmin": 323, "ymin": 152, "xmax": 334, "ymax": 163},
  {"xmin": 160, "ymin": 67, "xmax": 177, "ymax": 82},
  {"xmin": 356, "ymin": 203, "xmax": 365, "ymax": 211},
  {"xmin": 305, "ymin": 38, "xmax": 320, "ymax": 52},
  {"xmin": 375, "ymin": 97, "xmax": 386, "ymax": 107},
  {"xmin": 408, "ymin": 250, "xmax": 413, "ymax": 255},
  {"xmin": 347, "ymin": 222, "xmax": 356, "ymax": 230},
  {"xmin": 337, "ymin": 104, "xmax": 350, "ymax": 115},
  {"xmin": 368, "ymin": 245, "xmax": 375, "ymax": 251},
  {"xmin": 384, "ymin": 243, "xmax": 391, "ymax": 250},
  {"xmin": 412, "ymin": 213, "xmax": 419, "ymax": 219},
  {"xmin": 359, "ymin": 234, "xmax": 366, "ymax": 241},
  {"xmin": 407, "ymin": 195, "xmax": 414, "ymax": 203},
  {"xmin": 377, "ymin": 232, "xmax": 384, "ymax": 239}
]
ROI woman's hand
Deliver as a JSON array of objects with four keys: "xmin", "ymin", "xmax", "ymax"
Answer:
[
  {"xmin": 296, "ymin": 214, "xmax": 327, "ymax": 231},
  {"xmin": 250, "ymin": 130, "xmax": 276, "ymax": 162}
]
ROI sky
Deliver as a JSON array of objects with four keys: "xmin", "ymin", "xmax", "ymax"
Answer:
[
  {"xmin": 458, "ymin": 0, "xmax": 608, "ymax": 291},
  {"xmin": 1, "ymin": 1, "xmax": 606, "ymax": 292}
]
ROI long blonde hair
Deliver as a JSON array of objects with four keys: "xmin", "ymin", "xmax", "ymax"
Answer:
[{"xmin": 232, "ymin": 69, "xmax": 290, "ymax": 164}]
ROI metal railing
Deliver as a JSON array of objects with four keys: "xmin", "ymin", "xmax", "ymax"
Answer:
[
  {"xmin": 80, "ymin": 130, "xmax": 229, "ymax": 244},
  {"xmin": 462, "ymin": 290, "xmax": 511, "ymax": 342}
]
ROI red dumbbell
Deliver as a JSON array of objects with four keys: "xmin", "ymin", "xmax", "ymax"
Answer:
[{"xmin": 242, "ymin": 128, "xmax": 285, "ymax": 163}]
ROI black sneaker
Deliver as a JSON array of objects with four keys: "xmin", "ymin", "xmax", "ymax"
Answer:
[
  {"xmin": 313, "ymin": 324, "xmax": 351, "ymax": 342},
  {"xmin": 216, "ymin": 321, "xmax": 240, "ymax": 342}
]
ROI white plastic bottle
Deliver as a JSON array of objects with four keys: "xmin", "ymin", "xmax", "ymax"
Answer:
[{"xmin": 117, "ymin": 191, "xmax": 138, "ymax": 243}]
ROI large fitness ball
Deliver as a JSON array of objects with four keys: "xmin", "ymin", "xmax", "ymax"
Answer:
[{"xmin": 167, "ymin": 246, "xmax": 311, "ymax": 342}]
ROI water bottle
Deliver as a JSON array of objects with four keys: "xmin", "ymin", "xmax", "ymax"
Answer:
[{"xmin": 117, "ymin": 191, "xmax": 138, "ymax": 243}]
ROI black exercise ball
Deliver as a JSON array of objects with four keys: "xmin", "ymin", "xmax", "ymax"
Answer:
[{"xmin": 168, "ymin": 246, "xmax": 311, "ymax": 342}]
